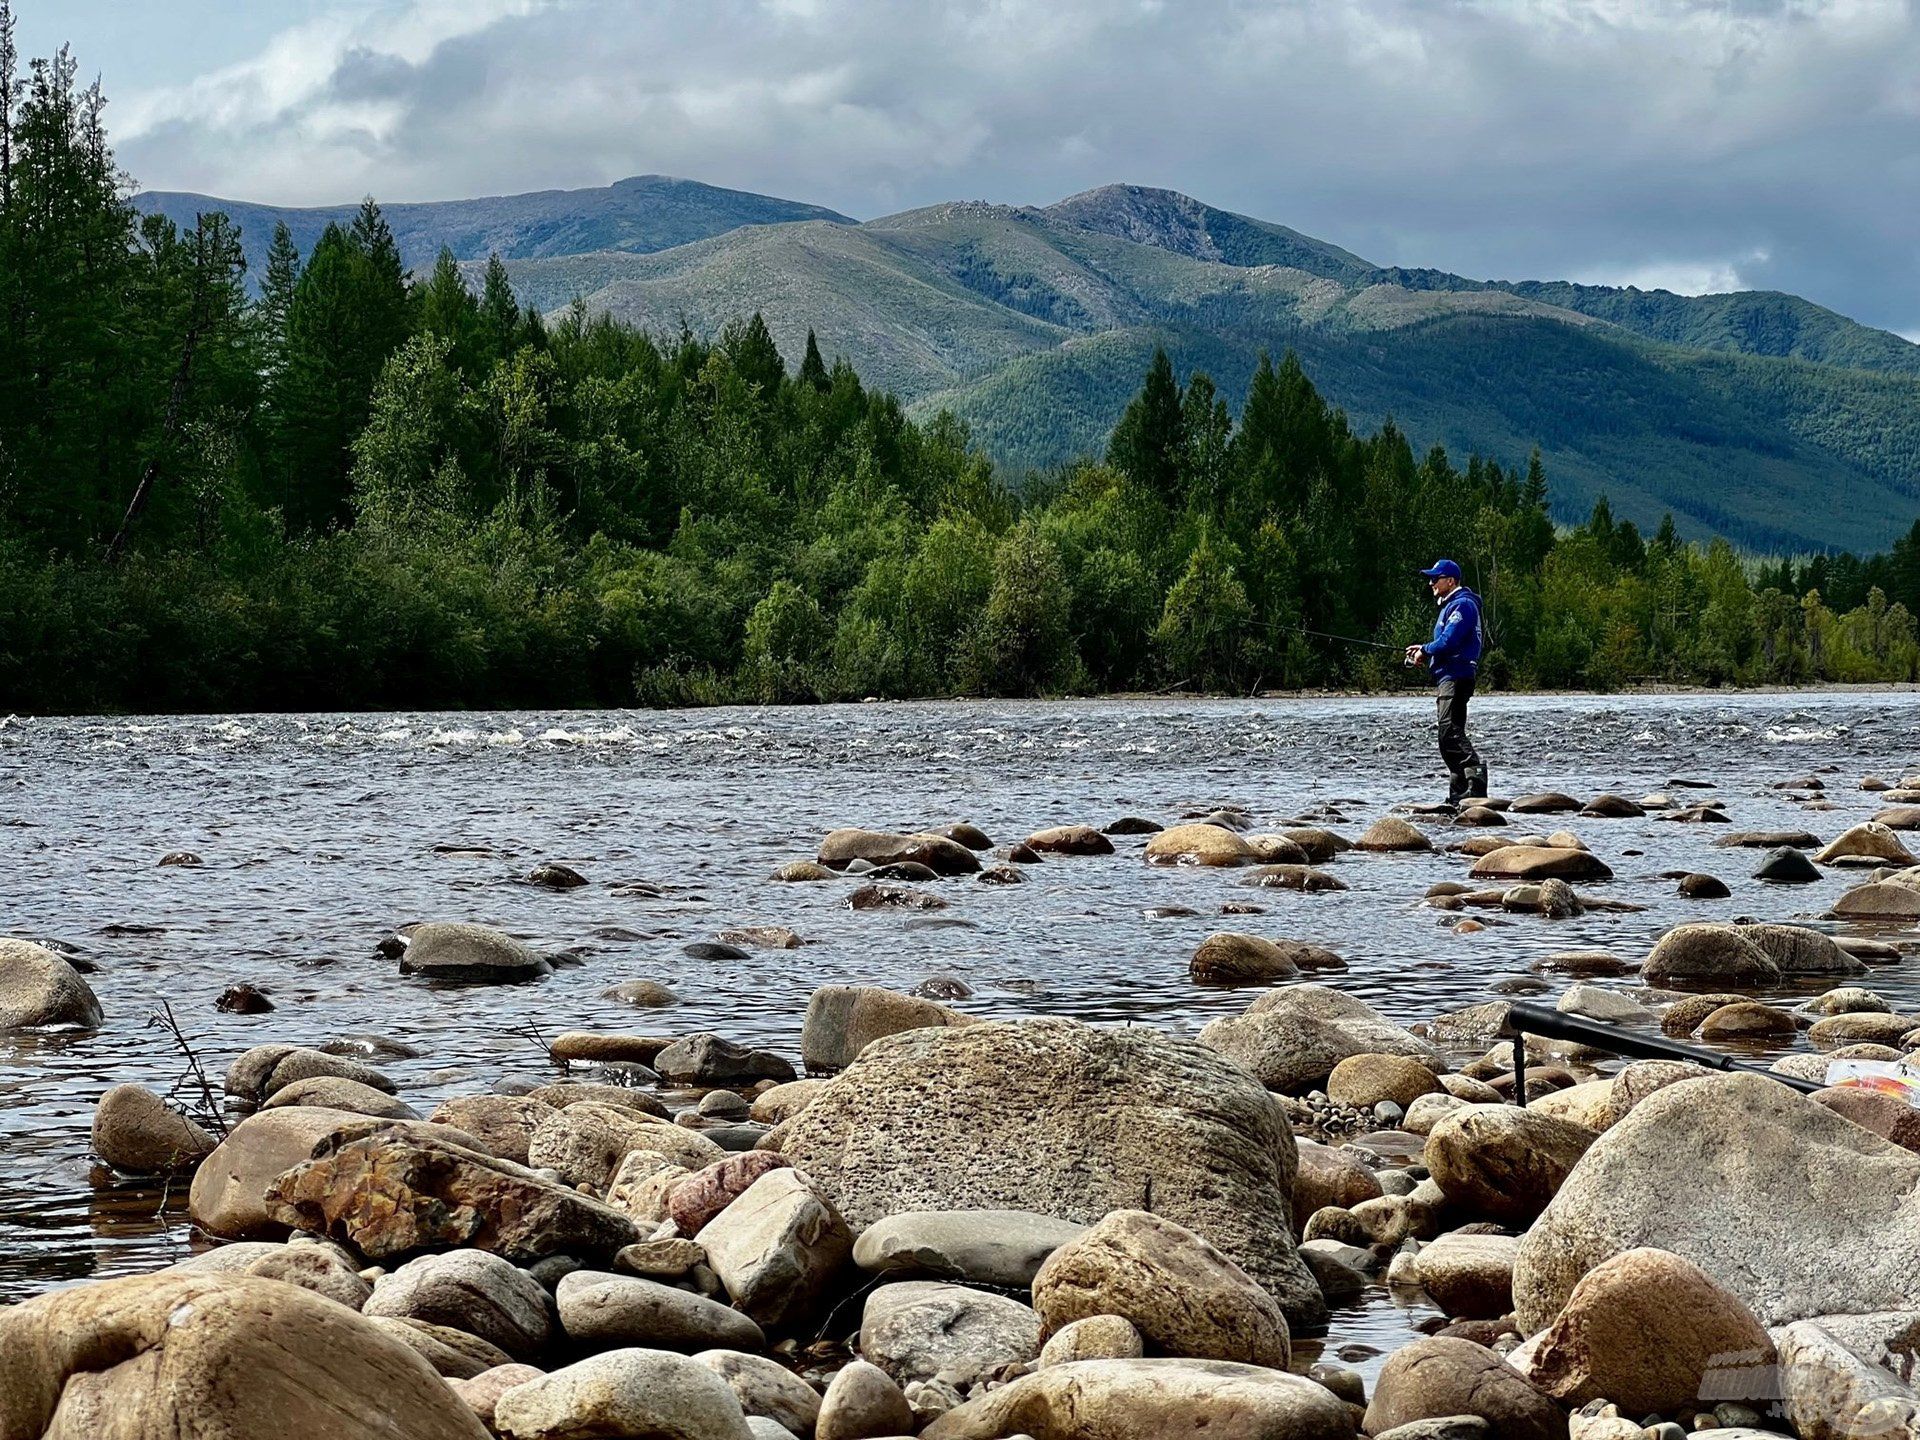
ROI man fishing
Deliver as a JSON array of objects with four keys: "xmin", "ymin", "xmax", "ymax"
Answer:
[{"xmin": 1403, "ymin": 559, "xmax": 1489, "ymax": 806}]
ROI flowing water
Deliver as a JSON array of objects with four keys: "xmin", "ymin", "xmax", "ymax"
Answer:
[{"xmin": 6, "ymin": 692, "xmax": 1920, "ymax": 1373}]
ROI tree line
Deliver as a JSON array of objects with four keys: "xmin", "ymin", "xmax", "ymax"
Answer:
[{"xmin": 1, "ymin": 15, "xmax": 1916, "ymax": 713}]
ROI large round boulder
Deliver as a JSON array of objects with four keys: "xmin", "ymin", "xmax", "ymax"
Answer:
[
  {"xmin": 1642, "ymin": 924, "xmax": 1781, "ymax": 988},
  {"xmin": 1198, "ymin": 984, "xmax": 1440, "ymax": 1094},
  {"xmin": 91, "ymin": 1083, "xmax": 217, "ymax": 1174},
  {"xmin": 1326, "ymin": 1053, "xmax": 1444, "ymax": 1110},
  {"xmin": 1424, "ymin": 1104, "xmax": 1596, "ymax": 1224},
  {"xmin": 800, "ymin": 984, "xmax": 974, "ymax": 1072},
  {"xmin": 768, "ymin": 1017, "xmax": 1324, "ymax": 1328},
  {"xmin": 398, "ymin": 923, "xmax": 550, "ymax": 983},
  {"xmin": 1190, "ymin": 933, "xmax": 1302, "ymax": 984},
  {"xmin": 1527, "ymin": 1247, "xmax": 1776, "ymax": 1415},
  {"xmin": 1469, "ymin": 846, "xmax": 1612, "ymax": 882},
  {"xmin": 0, "ymin": 1270, "xmax": 489, "ymax": 1439},
  {"xmin": 818, "ymin": 828, "xmax": 982, "ymax": 874},
  {"xmin": 0, "ymin": 938, "xmax": 102, "ymax": 1029},
  {"xmin": 1356, "ymin": 817, "xmax": 1431, "ymax": 853},
  {"xmin": 1816, "ymin": 822, "xmax": 1917, "ymax": 866},
  {"xmin": 919, "ymin": 1358, "xmax": 1359, "ymax": 1440},
  {"xmin": 1031, "ymin": 1210, "xmax": 1290, "ymax": 1367},
  {"xmin": 1144, "ymin": 824, "xmax": 1256, "ymax": 866},
  {"xmin": 1513, "ymin": 1072, "xmax": 1920, "ymax": 1332},
  {"xmin": 1362, "ymin": 1337, "xmax": 1563, "ymax": 1440}
]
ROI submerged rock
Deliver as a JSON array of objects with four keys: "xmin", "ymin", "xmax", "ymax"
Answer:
[
  {"xmin": 1642, "ymin": 923, "xmax": 1781, "ymax": 988},
  {"xmin": 1026, "ymin": 824, "xmax": 1116, "ymax": 856},
  {"xmin": 1144, "ymin": 822, "xmax": 1256, "ymax": 866},
  {"xmin": 398, "ymin": 922, "xmax": 550, "ymax": 983}
]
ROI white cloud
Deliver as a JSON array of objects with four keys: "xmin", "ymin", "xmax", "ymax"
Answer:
[{"xmin": 86, "ymin": 0, "xmax": 1920, "ymax": 333}]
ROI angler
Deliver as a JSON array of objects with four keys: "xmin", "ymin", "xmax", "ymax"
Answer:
[{"xmin": 1403, "ymin": 558, "xmax": 1489, "ymax": 807}]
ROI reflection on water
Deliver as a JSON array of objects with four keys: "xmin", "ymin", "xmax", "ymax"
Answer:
[{"xmin": 5, "ymin": 692, "xmax": 1920, "ymax": 1368}]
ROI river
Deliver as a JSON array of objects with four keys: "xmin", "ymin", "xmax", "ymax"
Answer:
[{"xmin": 4, "ymin": 692, "xmax": 1917, "ymax": 1370}]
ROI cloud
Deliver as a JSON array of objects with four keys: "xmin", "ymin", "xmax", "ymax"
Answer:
[{"xmin": 101, "ymin": 0, "xmax": 1920, "ymax": 335}]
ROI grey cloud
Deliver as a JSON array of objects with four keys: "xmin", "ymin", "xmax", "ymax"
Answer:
[{"xmin": 108, "ymin": 0, "xmax": 1920, "ymax": 334}]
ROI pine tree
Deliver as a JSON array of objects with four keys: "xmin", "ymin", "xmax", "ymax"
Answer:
[
  {"xmin": 416, "ymin": 246, "xmax": 481, "ymax": 373},
  {"xmin": 477, "ymin": 253, "xmax": 520, "ymax": 363},
  {"xmin": 725, "ymin": 312, "xmax": 784, "ymax": 396},
  {"xmin": 257, "ymin": 221, "xmax": 299, "ymax": 385},
  {"xmin": 1106, "ymin": 347, "xmax": 1184, "ymax": 505},
  {"xmin": 799, "ymin": 329, "xmax": 829, "ymax": 393}
]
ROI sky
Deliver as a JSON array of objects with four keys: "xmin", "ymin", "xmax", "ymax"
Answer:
[{"xmin": 17, "ymin": 0, "xmax": 1920, "ymax": 338}]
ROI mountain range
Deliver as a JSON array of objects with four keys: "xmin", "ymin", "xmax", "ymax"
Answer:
[{"xmin": 133, "ymin": 176, "xmax": 1920, "ymax": 552}]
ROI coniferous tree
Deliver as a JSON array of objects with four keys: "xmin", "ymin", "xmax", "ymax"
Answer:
[
  {"xmin": 477, "ymin": 253, "xmax": 521, "ymax": 362},
  {"xmin": 416, "ymin": 246, "xmax": 482, "ymax": 374},
  {"xmin": 257, "ymin": 221, "xmax": 299, "ymax": 387},
  {"xmin": 799, "ymin": 329, "xmax": 829, "ymax": 393},
  {"xmin": 1106, "ymin": 347, "xmax": 1184, "ymax": 505}
]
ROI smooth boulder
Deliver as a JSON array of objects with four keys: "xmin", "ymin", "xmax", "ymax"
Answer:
[
  {"xmin": 1190, "ymin": 933, "xmax": 1302, "ymax": 984},
  {"xmin": 1527, "ymin": 1247, "xmax": 1775, "ymax": 1415},
  {"xmin": 1468, "ymin": 846, "xmax": 1611, "ymax": 882},
  {"xmin": 555, "ymin": 1270, "xmax": 765, "ymax": 1352},
  {"xmin": 0, "ymin": 939, "xmax": 102, "ymax": 1029},
  {"xmin": 698, "ymin": 1167, "xmax": 853, "ymax": 1327},
  {"xmin": 1642, "ymin": 924, "xmax": 1781, "ymax": 988},
  {"xmin": 920, "ymin": 1358, "xmax": 1358, "ymax": 1440},
  {"xmin": 1424, "ymin": 1105, "xmax": 1596, "ymax": 1224},
  {"xmin": 800, "ymin": 985, "xmax": 973, "ymax": 1072},
  {"xmin": 0, "ymin": 1270, "xmax": 489, "ymax": 1439},
  {"xmin": 364, "ymin": 1249, "xmax": 553, "ymax": 1359},
  {"xmin": 861, "ymin": 1280, "xmax": 1042, "ymax": 1388},
  {"xmin": 852, "ymin": 1209, "xmax": 1088, "ymax": 1288},
  {"xmin": 1031, "ymin": 1209, "xmax": 1290, "ymax": 1367},
  {"xmin": 1362, "ymin": 1337, "xmax": 1563, "ymax": 1440},
  {"xmin": 1199, "ymin": 984, "xmax": 1440, "ymax": 1094},
  {"xmin": 91, "ymin": 1083, "xmax": 217, "ymax": 1174},
  {"xmin": 1144, "ymin": 824, "xmax": 1256, "ymax": 866},
  {"xmin": 1514, "ymin": 1072, "xmax": 1920, "ymax": 1332},
  {"xmin": 493, "ymin": 1348, "xmax": 755, "ymax": 1440},
  {"xmin": 398, "ymin": 922, "xmax": 550, "ymax": 983},
  {"xmin": 771, "ymin": 1016, "xmax": 1324, "ymax": 1327}
]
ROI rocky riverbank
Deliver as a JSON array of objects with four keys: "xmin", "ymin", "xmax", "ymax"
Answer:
[{"xmin": 9, "ymin": 775, "xmax": 1920, "ymax": 1438}]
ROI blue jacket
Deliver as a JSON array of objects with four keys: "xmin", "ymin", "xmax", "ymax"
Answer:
[{"xmin": 1423, "ymin": 587, "xmax": 1483, "ymax": 682}]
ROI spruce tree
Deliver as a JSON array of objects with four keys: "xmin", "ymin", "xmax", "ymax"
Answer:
[
  {"xmin": 1106, "ymin": 347, "xmax": 1184, "ymax": 505},
  {"xmin": 478, "ymin": 252, "xmax": 520, "ymax": 362},
  {"xmin": 416, "ymin": 246, "xmax": 481, "ymax": 373},
  {"xmin": 257, "ymin": 221, "xmax": 299, "ymax": 387},
  {"xmin": 799, "ymin": 329, "xmax": 829, "ymax": 392}
]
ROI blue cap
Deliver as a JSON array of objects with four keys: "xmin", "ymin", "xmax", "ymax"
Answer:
[{"xmin": 1420, "ymin": 559, "xmax": 1462, "ymax": 580}]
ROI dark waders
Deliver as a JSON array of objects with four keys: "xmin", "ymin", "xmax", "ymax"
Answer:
[{"xmin": 1435, "ymin": 677, "xmax": 1486, "ymax": 804}]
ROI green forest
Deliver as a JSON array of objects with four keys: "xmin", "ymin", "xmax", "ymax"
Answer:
[{"xmin": 3, "ymin": 22, "xmax": 1920, "ymax": 714}]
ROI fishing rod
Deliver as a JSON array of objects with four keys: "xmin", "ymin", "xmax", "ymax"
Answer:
[{"xmin": 1258, "ymin": 620, "xmax": 1403, "ymax": 652}]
